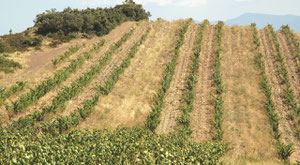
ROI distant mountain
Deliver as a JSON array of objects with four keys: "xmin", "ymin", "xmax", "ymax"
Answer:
[{"xmin": 221, "ymin": 13, "xmax": 300, "ymax": 33}]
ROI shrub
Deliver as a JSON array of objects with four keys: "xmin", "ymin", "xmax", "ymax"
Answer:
[
  {"xmin": 0, "ymin": 40, "xmax": 5, "ymax": 53},
  {"xmin": 34, "ymin": 3, "xmax": 150, "ymax": 36}
]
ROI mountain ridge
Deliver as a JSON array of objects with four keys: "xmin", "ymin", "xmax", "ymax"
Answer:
[{"xmin": 207, "ymin": 13, "xmax": 300, "ymax": 33}]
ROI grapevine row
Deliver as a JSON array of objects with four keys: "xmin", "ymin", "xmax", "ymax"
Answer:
[
  {"xmin": 0, "ymin": 81, "xmax": 26, "ymax": 105},
  {"xmin": 42, "ymin": 28, "xmax": 135, "ymax": 114},
  {"xmin": 5, "ymin": 39, "xmax": 105, "ymax": 114},
  {"xmin": 211, "ymin": 21, "xmax": 225, "ymax": 141},
  {"xmin": 145, "ymin": 19, "xmax": 192, "ymax": 131},
  {"xmin": 252, "ymin": 23, "xmax": 293, "ymax": 161},
  {"xmin": 7, "ymin": 28, "xmax": 135, "ymax": 130},
  {"xmin": 267, "ymin": 25, "xmax": 299, "ymax": 126},
  {"xmin": 175, "ymin": 20, "xmax": 208, "ymax": 137},
  {"xmin": 41, "ymin": 28, "xmax": 150, "ymax": 135},
  {"xmin": 52, "ymin": 45, "xmax": 81, "ymax": 66},
  {"xmin": 280, "ymin": 25, "xmax": 300, "ymax": 64}
]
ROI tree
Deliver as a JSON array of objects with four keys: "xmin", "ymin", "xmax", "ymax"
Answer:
[
  {"xmin": 124, "ymin": 0, "xmax": 135, "ymax": 4},
  {"xmin": 9, "ymin": 29, "xmax": 12, "ymax": 35}
]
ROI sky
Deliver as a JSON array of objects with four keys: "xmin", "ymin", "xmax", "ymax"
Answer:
[{"xmin": 0, "ymin": 0, "xmax": 300, "ymax": 35}]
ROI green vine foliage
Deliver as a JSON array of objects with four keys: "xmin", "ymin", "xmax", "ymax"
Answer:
[
  {"xmin": 1, "ymin": 22, "xmax": 229, "ymax": 164},
  {"xmin": 6, "ymin": 39, "xmax": 105, "ymax": 114},
  {"xmin": 0, "ymin": 126, "xmax": 227, "ymax": 164},
  {"xmin": 211, "ymin": 21, "xmax": 225, "ymax": 141},
  {"xmin": 145, "ymin": 19, "xmax": 192, "ymax": 132},
  {"xmin": 42, "ymin": 29, "xmax": 134, "ymax": 114},
  {"xmin": 41, "ymin": 28, "xmax": 150, "ymax": 136},
  {"xmin": 7, "ymin": 29, "xmax": 135, "ymax": 131},
  {"xmin": 267, "ymin": 25, "xmax": 300, "ymax": 141},
  {"xmin": 52, "ymin": 45, "xmax": 81, "ymax": 66},
  {"xmin": 280, "ymin": 25, "xmax": 300, "ymax": 64},
  {"xmin": 0, "ymin": 81, "xmax": 26, "ymax": 105},
  {"xmin": 252, "ymin": 23, "xmax": 294, "ymax": 161},
  {"xmin": 176, "ymin": 20, "xmax": 209, "ymax": 138}
]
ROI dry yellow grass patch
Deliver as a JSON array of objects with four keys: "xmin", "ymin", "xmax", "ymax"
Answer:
[
  {"xmin": 76, "ymin": 20, "xmax": 181, "ymax": 130},
  {"xmin": 220, "ymin": 25, "xmax": 281, "ymax": 164},
  {"xmin": 0, "ymin": 22, "xmax": 136, "ymax": 125}
]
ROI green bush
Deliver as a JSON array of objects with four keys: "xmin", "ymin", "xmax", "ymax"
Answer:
[
  {"xmin": 0, "ymin": 56, "xmax": 22, "ymax": 73},
  {"xmin": 0, "ymin": 40, "xmax": 5, "ymax": 53},
  {"xmin": 35, "ymin": 4, "xmax": 150, "ymax": 36}
]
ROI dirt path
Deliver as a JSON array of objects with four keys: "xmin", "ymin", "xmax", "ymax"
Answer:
[
  {"xmin": 190, "ymin": 25, "xmax": 215, "ymax": 142},
  {"xmin": 52, "ymin": 22, "xmax": 149, "ymax": 123},
  {"xmin": 260, "ymin": 29, "xmax": 300, "ymax": 163},
  {"xmin": 155, "ymin": 22, "xmax": 198, "ymax": 134},
  {"xmin": 277, "ymin": 32, "xmax": 300, "ymax": 100},
  {"xmin": 1, "ymin": 22, "xmax": 137, "ymax": 125},
  {"xmin": 76, "ymin": 20, "xmax": 182, "ymax": 130},
  {"xmin": 220, "ymin": 26, "xmax": 279, "ymax": 164}
]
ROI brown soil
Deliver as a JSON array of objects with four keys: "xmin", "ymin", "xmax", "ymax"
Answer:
[
  {"xmin": 76, "ymin": 20, "xmax": 181, "ymax": 130},
  {"xmin": 156, "ymin": 22, "xmax": 198, "ymax": 134},
  {"xmin": 190, "ymin": 25, "xmax": 215, "ymax": 142},
  {"xmin": 277, "ymin": 32, "xmax": 300, "ymax": 100},
  {"xmin": 260, "ymin": 29, "xmax": 300, "ymax": 163},
  {"xmin": 1, "ymin": 22, "xmax": 136, "ymax": 125}
]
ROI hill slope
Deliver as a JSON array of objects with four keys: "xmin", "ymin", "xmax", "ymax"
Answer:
[{"xmin": 0, "ymin": 19, "xmax": 299, "ymax": 164}]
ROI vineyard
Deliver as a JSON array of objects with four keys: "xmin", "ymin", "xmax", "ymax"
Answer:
[{"xmin": 0, "ymin": 19, "xmax": 300, "ymax": 164}]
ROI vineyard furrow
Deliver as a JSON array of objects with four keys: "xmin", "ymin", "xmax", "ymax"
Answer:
[
  {"xmin": 260, "ymin": 29, "xmax": 300, "ymax": 163},
  {"xmin": 156, "ymin": 23, "xmax": 198, "ymax": 134},
  {"xmin": 40, "ymin": 28, "xmax": 151, "ymax": 135},
  {"xmin": 55, "ymin": 23, "xmax": 149, "ymax": 121},
  {"xmin": 221, "ymin": 26, "xmax": 278, "ymax": 163},
  {"xmin": 3, "ymin": 23, "xmax": 137, "ymax": 125},
  {"xmin": 0, "ymin": 36, "xmax": 105, "ymax": 89},
  {"xmin": 277, "ymin": 32, "xmax": 300, "ymax": 99},
  {"xmin": 281, "ymin": 27, "xmax": 300, "ymax": 66},
  {"xmin": 76, "ymin": 20, "xmax": 181, "ymax": 130},
  {"xmin": 190, "ymin": 25, "xmax": 215, "ymax": 141},
  {"xmin": 0, "ymin": 39, "xmax": 101, "ymax": 104}
]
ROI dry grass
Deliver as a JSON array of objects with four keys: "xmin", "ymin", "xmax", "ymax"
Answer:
[
  {"xmin": 76, "ymin": 20, "xmax": 181, "ymax": 130},
  {"xmin": 190, "ymin": 24, "xmax": 215, "ymax": 141},
  {"xmin": 156, "ymin": 21, "xmax": 197, "ymax": 134},
  {"xmin": 220, "ymin": 25, "xmax": 280, "ymax": 164},
  {"xmin": 1, "ymin": 22, "xmax": 136, "ymax": 125}
]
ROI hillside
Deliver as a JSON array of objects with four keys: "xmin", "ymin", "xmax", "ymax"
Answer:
[
  {"xmin": 0, "ymin": 19, "xmax": 300, "ymax": 164},
  {"xmin": 224, "ymin": 13, "xmax": 300, "ymax": 33}
]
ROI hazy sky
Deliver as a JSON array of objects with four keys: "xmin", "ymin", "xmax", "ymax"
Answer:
[{"xmin": 1, "ymin": 0, "xmax": 300, "ymax": 35}]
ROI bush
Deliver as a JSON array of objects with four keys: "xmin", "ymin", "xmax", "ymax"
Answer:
[
  {"xmin": 34, "ymin": 3, "xmax": 150, "ymax": 36},
  {"xmin": 0, "ymin": 40, "xmax": 5, "ymax": 53},
  {"xmin": 0, "ymin": 56, "xmax": 22, "ymax": 73}
]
